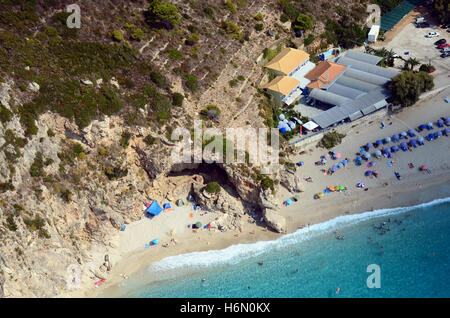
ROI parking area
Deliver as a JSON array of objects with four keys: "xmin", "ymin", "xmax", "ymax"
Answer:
[{"xmin": 373, "ymin": 16, "xmax": 450, "ymax": 89}]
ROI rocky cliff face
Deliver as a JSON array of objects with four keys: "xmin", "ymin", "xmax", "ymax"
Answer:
[{"xmin": 0, "ymin": 79, "xmax": 301, "ymax": 296}]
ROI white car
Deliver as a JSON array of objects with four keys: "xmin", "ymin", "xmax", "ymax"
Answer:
[{"xmin": 426, "ymin": 32, "xmax": 440, "ymax": 38}]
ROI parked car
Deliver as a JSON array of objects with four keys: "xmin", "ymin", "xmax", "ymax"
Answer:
[
  {"xmin": 395, "ymin": 171, "xmax": 402, "ymax": 180},
  {"xmin": 435, "ymin": 39, "xmax": 446, "ymax": 45},
  {"xmin": 417, "ymin": 22, "xmax": 430, "ymax": 28},
  {"xmin": 438, "ymin": 43, "xmax": 450, "ymax": 49},
  {"xmin": 441, "ymin": 51, "xmax": 450, "ymax": 58},
  {"xmin": 442, "ymin": 47, "xmax": 450, "ymax": 53},
  {"xmin": 426, "ymin": 32, "xmax": 440, "ymax": 38}
]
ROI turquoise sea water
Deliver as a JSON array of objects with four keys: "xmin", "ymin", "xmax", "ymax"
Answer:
[{"xmin": 114, "ymin": 198, "xmax": 450, "ymax": 298}]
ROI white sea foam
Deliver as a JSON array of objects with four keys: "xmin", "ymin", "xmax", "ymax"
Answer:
[{"xmin": 147, "ymin": 197, "xmax": 450, "ymax": 274}]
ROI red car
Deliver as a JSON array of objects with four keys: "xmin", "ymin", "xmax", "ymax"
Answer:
[{"xmin": 438, "ymin": 43, "xmax": 450, "ymax": 49}]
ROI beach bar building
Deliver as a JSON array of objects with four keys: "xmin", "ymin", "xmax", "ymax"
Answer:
[{"xmin": 306, "ymin": 50, "xmax": 399, "ymax": 129}]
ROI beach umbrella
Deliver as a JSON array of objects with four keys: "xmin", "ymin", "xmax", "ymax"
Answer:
[
  {"xmin": 366, "ymin": 142, "xmax": 373, "ymax": 149},
  {"xmin": 400, "ymin": 142, "xmax": 407, "ymax": 147},
  {"xmin": 317, "ymin": 192, "xmax": 324, "ymax": 198},
  {"xmin": 418, "ymin": 124, "xmax": 427, "ymax": 131},
  {"xmin": 418, "ymin": 136, "xmax": 424, "ymax": 142},
  {"xmin": 339, "ymin": 186, "xmax": 345, "ymax": 191},
  {"xmin": 332, "ymin": 165, "xmax": 338, "ymax": 172},
  {"xmin": 420, "ymin": 165, "xmax": 427, "ymax": 171},
  {"xmin": 335, "ymin": 153, "xmax": 341, "ymax": 159},
  {"xmin": 375, "ymin": 150, "xmax": 382, "ymax": 158},
  {"xmin": 288, "ymin": 121, "xmax": 296, "ymax": 129},
  {"xmin": 279, "ymin": 114, "xmax": 285, "ymax": 120},
  {"xmin": 195, "ymin": 222, "xmax": 202, "ymax": 228},
  {"xmin": 407, "ymin": 129, "xmax": 416, "ymax": 137},
  {"xmin": 360, "ymin": 147, "xmax": 366, "ymax": 154},
  {"xmin": 328, "ymin": 186, "xmax": 335, "ymax": 191},
  {"xmin": 392, "ymin": 134, "xmax": 399, "ymax": 142},
  {"xmin": 324, "ymin": 189, "xmax": 330, "ymax": 194},
  {"xmin": 392, "ymin": 145, "xmax": 399, "ymax": 152},
  {"xmin": 356, "ymin": 156, "xmax": 362, "ymax": 161},
  {"xmin": 376, "ymin": 140, "xmax": 383, "ymax": 146},
  {"xmin": 437, "ymin": 130, "xmax": 443, "ymax": 137},
  {"xmin": 365, "ymin": 171, "xmax": 373, "ymax": 176},
  {"xmin": 427, "ymin": 122, "xmax": 433, "ymax": 130},
  {"xmin": 364, "ymin": 152, "xmax": 371, "ymax": 159},
  {"xmin": 437, "ymin": 119, "xmax": 444, "ymax": 127},
  {"xmin": 370, "ymin": 161, "xmax": 376, "ymax": 167},
  {"xmin": 401, "ymin": 131, "xmax": 407, "ymax": 138},
  {"xmin": 373, "ymin": 170, "xmax": 379, "ymax": 177},
  {"xmin": 426, "ymin": 133, "xmax": 434, "ymax": 141},
  {"xmin": 444, "ymin": 128, "xmax": 450, "ymax": 136},
  {"xmin": 337, "ymin": 162, "xmax": 344, "ymax": 169},
  {"xmin": 409, "ymin": 139, "xmax": 417, "ymax": 147}
]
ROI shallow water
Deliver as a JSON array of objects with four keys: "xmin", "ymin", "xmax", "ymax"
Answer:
[{"xmin": 113, "ymin": 198, "xmax": 450, "ymax": 298}]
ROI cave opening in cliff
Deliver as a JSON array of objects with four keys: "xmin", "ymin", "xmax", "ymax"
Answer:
[{"xmin": 167, "ymin": 162, "xmax": 240, "ymax": 199}]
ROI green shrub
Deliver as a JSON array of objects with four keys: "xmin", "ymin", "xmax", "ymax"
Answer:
[
  {"xmin": 185, "ymin": 33, "xmax": 200, "ymax": 45},
  {"xmin": 144, "ymin": 134, "xmax": 157, "ymax": 145},
  {"xmin": 112, "ymin": 30, "xmax": 124, "ymax": 42},
  {"xmin": 260, "ymin": 176, "xmax": 274, "ymax": 191},
  {"xmin": 47, "ymin": 129, "xmax": 55, "ymax": 137},
  {"xmin": 224, "ymin": 1, "xmax": 237, "ymax": 14},
  {"xmin": 254, "ymin": 13, "xmax": 264, "ymax": 21},
  {"xmin": 318, "ymin": 131, "xmax": 346, "ymax": 149},
  {"xmin": 200, "ymin": 104, "xmax": 221, "ymax": 120},
  {"xmin": 60, "ymin": 188, "xmax": 72, "ymax": 203},
  {"xmin": 150, "ymin": 71, "xmax": 167, "ymax": 88},
  {"xmin": 229, "ymin": 79, "xmax": 238, "ymax": 87},
  {"xmin": 73, "ymin": 143, "xmax": 84, "ymax": 156},
  {"xmin": 30, "ymin": 152, "xmax": 44, "ymax": 177},
  {"xmin": 0, "ymin": 181, "xmax": 15, "ymax": 193},
  {"xmin": 304, "ymin": 34, "xmax": 315, "ymax": 46},
  {"xmin": 131, "ymin": 28, "xmax": 144, "ymax": 40},
  {"xmin": 203, "ymin": 7, "xmax": 214, "ymax": 18},
  {"xmin": 0, "ymin": 104, "xmax": 12, "ymax": 123},
  {"xmin": 120, "ymin": 131, "xmax": 132, "ymax": 148},
  {"xmin": 254, "ymin": 23, "xmax": 263, "ymax": 31},
  {"xmin": 205, "ymin": 181, "xmax": 221, "ymax": 194},
  {"xmin": 184, "ymin": 73, "xmax": 198, "ymax": 91},
  {"xmin": 168, "ymin": 49, "xmax": 182, "ymax": 60},
  {"xmin": 5, "ymin": 215, "xmax": 17, "ymax": 231},
  {"xmin": 172, "ymin": 92, "xmax": 184, "ymax": 106},
  {"xmin": 146, "ymin": 0, "xmax": 180, "ymax": 27}
]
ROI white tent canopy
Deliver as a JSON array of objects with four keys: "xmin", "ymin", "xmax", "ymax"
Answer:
[{"xmin": 303, "ymin": 121, "xmax": 319, "ymax": 131}]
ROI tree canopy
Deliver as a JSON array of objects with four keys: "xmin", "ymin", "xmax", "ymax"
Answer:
[
  {"xmin": 293, "ymin": 14, "xmax": 314, "ymax": 30},
  {"xmin": 147, "ymin": 0, "xmax": 180, "ymax": 27},
  {"xmin": 388, "ymin": 71, "xmax": 434, "ymax": 107}
]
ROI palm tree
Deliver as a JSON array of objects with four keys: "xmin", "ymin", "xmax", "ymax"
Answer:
[
  {"xmin": 385, "ymin": 49, "xmax": 396, "ymax": 67},
  {"xmin": 407, "ymin": 57, "xmax": 420, "ymax": 71}
]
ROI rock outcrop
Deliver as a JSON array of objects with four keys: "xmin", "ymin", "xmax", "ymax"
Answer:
[{"xmin": 263, "ymin": 208, "xmax": 287, "ymax": 233}]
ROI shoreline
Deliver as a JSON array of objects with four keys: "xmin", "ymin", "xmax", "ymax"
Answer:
[{"xmin": 93, "ymin": 171, "xmax": 450, "ymax": 298}]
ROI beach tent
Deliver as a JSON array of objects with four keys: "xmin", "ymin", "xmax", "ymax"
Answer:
[
  {"xmin": 418, "ymin": 124, "xmax": 427, "ymax": 131},
  {"xmin": 146, "ymin": 200, "xmax": 163, "ymax": 216},
  {"xmin": 365, "ymin": 171, "xmax": 373, "ymax": 176},
  {"xmin": 392, "ymin": 134, "xmax": 400, "ymax": 142},
  {"xmin": 163, "ymin": 203, "xmax": 172, "ymax": 210},
  {"xmin": 176, "ymin": 199, "xmax": 184, "ymax": 207},
  {"xmin": 363, "ymin": 152, "xmax": 371, "ymax": 159},
  {"xmin": 407, "ymin": 129, "xmax": 416, "ymax": 137}
]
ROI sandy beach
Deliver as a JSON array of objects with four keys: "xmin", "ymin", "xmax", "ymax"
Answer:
[{"xmin": 69, "ymin": 84, "xmax": 450, "ymax": 298}]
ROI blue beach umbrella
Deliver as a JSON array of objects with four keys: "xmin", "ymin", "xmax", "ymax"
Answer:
[
  {"xmin": 392, "ymin": 134, "xmax": 400, "ymax": 142},
  {"xmin": 364, "ymin": 152, "xmax": 371, "ymax": 159},
  {"xmin": 407, "ymin": 129, "xmax": 416, "ymax": 137},
  {"xmin": 376, "ymin": 140, "xmax": 383, "ymax": 146},
  {"xmin": 437, "ymin": 130, "xmax": 443, "ymax": 137},
  {"xmin": 392, "ymin": 145, "xmax": 399, "ymax": 152},
  {"xmin": 426, "ymin": 133, "xmax": 434, "ymax": 141},
  {"xmin": 444, "ymin": 128, "xmax": 450, "ymax": 136},
  {"xmin": 384, "ymin": 136, "xmax": 391, "ymax": 143},
  {"xmin": 427, "ymin": 122, "xmax": 433, "ymax": 130},
  {"xmin": 338, "ymin": 162, "xmax": 344, "ymax": 169},
  {"xmin": 409, "ymin": 139, "xmax": 417, "ymax": 147},
  {"xmin": 400, "ymin": 131, "xmax": 408, "ymax": 138},
  {"xmin": 418, "ymin": 124, "xmax": 427, "ymax": 131},
  {"xmin": 437, "ymin": 119, "xmax": 444, "ymax": 127},
  {"xmin": 366, "ymin": 142, "xmax": 373, "ymax": 149},
  {"xmin": 365, "ymin": 171, "xmax": 373, "ymax": 176}
]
